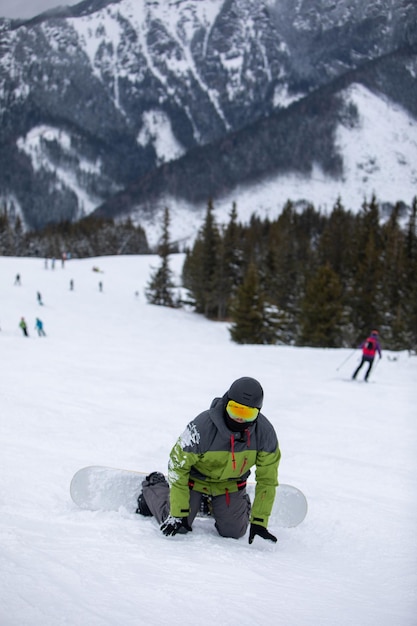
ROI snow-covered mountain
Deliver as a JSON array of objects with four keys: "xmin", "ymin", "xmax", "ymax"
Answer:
[
  {"xmin": 1, "ymin": 0, "xmax": 417, "ymax": 243},
  {"xmin": 96, "ymin": 76, "xmax": 417, "ymax": 247}
]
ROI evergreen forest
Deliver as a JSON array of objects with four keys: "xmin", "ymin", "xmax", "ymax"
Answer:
[{"xmin": 182, "ymin": 197, "xmax": 417, "ymax": 351}]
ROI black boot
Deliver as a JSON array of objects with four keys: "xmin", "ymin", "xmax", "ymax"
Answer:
[
  {"xmin": 136, "ymin": 492, "xmax": 152, "ymax": 516},
  {"xmin": 136, "ymin": 471, "xmax": 169, "ymax": 517},
  {"xmin": 146, "ymin": 471, "xmax": 168, "ymax": 486}
]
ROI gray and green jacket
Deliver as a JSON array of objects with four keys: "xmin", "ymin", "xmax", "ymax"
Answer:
[{"xmin": 168, "ymin": 396, "xmax": 280, "ymax": 528}]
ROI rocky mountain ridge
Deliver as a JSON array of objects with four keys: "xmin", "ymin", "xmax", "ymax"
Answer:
[{"xmin": 0, "ymin": 0, "xmax": 416, "ymax": 237}]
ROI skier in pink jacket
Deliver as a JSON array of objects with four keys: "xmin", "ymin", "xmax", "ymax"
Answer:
[{"xmin": 352, "ymin": 330, "xmax": 382, "ymax": 382}]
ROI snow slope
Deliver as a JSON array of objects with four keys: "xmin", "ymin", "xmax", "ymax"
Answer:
[{"xmin": 0, "ymin": 254, "xmax": 416, "ymax": 626}]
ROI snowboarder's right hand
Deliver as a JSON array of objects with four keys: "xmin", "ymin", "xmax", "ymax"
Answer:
[{"xmin": 160, "ymin": 515, "xmax": 192, "ymax": 536}]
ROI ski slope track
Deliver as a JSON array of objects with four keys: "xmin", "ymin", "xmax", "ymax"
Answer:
[{"xmin": 0, "ymin": 254, "xmax": 416, "ymax": 625}]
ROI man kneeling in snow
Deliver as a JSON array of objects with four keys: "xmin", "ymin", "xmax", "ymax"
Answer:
[{"xmin": 136, "ymin": 377, "xmax": 280, "ymax": 544}]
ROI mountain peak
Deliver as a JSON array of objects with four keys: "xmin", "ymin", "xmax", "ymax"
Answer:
[{"xmin": 0, "ymin": 0, "xmax": 416, "ymax": 238}]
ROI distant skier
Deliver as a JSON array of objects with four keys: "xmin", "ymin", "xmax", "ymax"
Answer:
[
  {"xmin": 70, "ymin": 279, "xmax": 74, "ymax": 291},
  {"xmin": 14, "ymin": 273, "xmax": 21, "ymax": 285},
  {"xmin": 19, "ymin": 317, "xmax": 29, "ymax": 337},
  {"xmin": 35, "ymin": 318, "xmax": 46, "ymax": 337},
  {"xmin": 99, "ymin": 281, "xmax": 103, "ymax": 292},
  {"xmin": 37, "ymin": 291, "xmax": 43, "ymax": 305},
  {"xmin": 137, "ymin": 377, "xmax": 280, "ymax": 544},
  {"xmin": 352, "ymin": 330, "xmax": 382, "ymax": 382}
]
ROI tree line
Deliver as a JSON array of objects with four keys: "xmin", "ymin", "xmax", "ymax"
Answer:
[
  {"xmin": 0, "ymin": 210, "xmax": 150, "ymax": 258},
  {"xmin": 180, "ymin": 197, "xmax": 417, "ymax": 351}
]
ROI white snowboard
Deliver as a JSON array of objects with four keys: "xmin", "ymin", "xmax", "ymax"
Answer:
[{"xmin": 70, "ymin": 465, "xmax": 308, "ymax": 528}]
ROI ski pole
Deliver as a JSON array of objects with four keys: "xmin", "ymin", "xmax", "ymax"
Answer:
[
  {"xmin": 372, "ymin": 356, "xmax": 381, "ymax": 374},
  {"xmin": 336, "ymin": 349, "xmax": 356, "ymax": 371}
]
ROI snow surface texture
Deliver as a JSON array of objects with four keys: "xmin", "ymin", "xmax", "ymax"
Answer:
[{"xmin": 1, "ymin": 254, "xmax": 416, "ymax": 626}]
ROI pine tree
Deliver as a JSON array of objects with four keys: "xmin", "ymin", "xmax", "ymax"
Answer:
[
  {"xmin": 0, "ymin": 206, "xmax": 11, "ymax": 255},
  {"xmin": 229, "ymin": 263, "xmax": 263, "ymax": 344},
  {"xmin": 182, "ymin": 199, "xmax": 221, "ymax": 318},
  {"xmin": 349, "ymin": 196, "xmax": 383, "ymax": 341},
  {"xmin": 378, "ymin": 202, "xmax": 408, "ymax": 348},
  {"xmin": 145, "ymin": 208, "xmax": 177, "ymax": 307},
  {"xmin": 404, "ymin": 197, "xmax": 417, "ymax": 350},
  {"xmin": 214, "ymin": 203, "xmax": 244, "ymax": 319},
  {"xmin": 229, "ymin": 262, "xmax": 279, "ymax": 344},
  {"xmin": 262, "ymin": 202, "xmax": 309, "ymax": 337},
  {"xmin": 299, "ymin": 263, "xmax": 344, "ymax": 347},
  {"xmin": 317, "ymin": 197, "xmax": 354, "ymax": 278}
]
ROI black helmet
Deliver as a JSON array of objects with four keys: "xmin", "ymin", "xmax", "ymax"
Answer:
[{"xmin": 227, "ymin": 377, "xmax": 264, "ymax": 409}]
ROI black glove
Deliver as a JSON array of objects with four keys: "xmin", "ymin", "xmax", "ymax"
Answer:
[
  {"xmin": 160, "ymin": 515, "xmax": 192, "ymax": 537},
  {"xmin": 248, "ymin": 523, "xmax": 277, "ymax": 545}
]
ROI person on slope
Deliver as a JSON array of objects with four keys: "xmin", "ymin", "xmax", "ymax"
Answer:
[
  {"xmin": 35, "ymin": 318, "xmax": 46, "ymax": 337},
  {"xmin": 352, "ymin": 330, "xmax": 382, "ymax": 382},
  {"xmin": 136, "ymin": 377, "xmax": 281, "ymax": 544},
  {"xmin": 19, "ymin": 317, "xmax": 29, "ymax": 337}
]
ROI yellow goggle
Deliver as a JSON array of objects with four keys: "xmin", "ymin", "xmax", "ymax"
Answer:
[{"xmin": 226, "ymin": 400, "xmax": 259, "ymax": 423}]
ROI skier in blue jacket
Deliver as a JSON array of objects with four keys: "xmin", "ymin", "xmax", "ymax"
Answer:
[{"xmin": 35, "ymin": 318, "xmax": 46, "ymax": 337}]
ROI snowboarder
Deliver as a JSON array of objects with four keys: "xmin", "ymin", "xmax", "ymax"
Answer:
[
  {"xmin": 19, "ymin": 317, "xmax": 28, "ymax": 337},
  {"xmin": 137, "ymin": 377, "xmax": 281, "ymax": 544},
  {"xmin": 35, "ymin": 318, "xmax": 46, "ymax": 337},
  {"xmin": 352, "ymin": 330, "xmax": 382, "ymax": 382}
]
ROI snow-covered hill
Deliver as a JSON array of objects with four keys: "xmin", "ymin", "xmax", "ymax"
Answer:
[
  {"xmin": 1, "ymin": 254, "xmax": 416, "ymax": 625},
  {"xmin": 137, "ymin": 82, "xmax": 417, "ymax": 247}
]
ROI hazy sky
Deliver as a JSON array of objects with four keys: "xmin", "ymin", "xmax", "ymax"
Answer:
[{"xmin": 0, "ymin": 0, "xmax": 80, "ymax": 19}]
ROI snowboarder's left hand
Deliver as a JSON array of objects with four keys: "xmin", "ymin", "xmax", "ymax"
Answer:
[
  {"xmin": 160, "ymin": 515, "xmax": 192, "ymax": 536},
  {"xmin": 248, "ymin": 523, "xmax": 277, "ymax": 544}
]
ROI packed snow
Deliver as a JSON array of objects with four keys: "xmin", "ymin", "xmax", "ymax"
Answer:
[{"xmin": 1, "ymin": 253, "xmax": 416, "ymax": 626}]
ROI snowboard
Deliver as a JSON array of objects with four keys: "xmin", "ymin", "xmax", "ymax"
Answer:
[{"xmin": 70, "ymin": 465, "xmax": 307, "ymax": 528}]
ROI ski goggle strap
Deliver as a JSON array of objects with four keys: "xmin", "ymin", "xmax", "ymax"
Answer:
[{"xmin": 226, "ymin": 400, "xmax": 259, "ymax": 422}]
